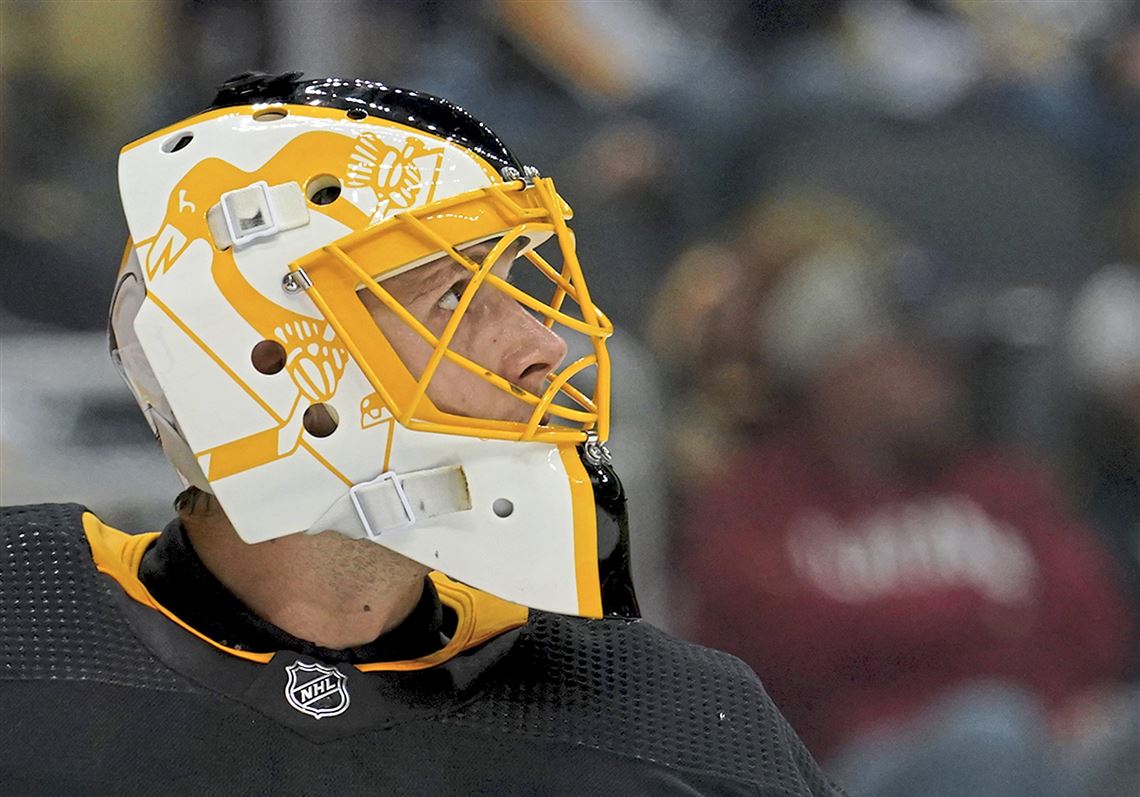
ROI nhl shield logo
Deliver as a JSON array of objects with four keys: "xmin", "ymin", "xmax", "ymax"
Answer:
[{"xmin": 284, "ymin": 661, "xmax": 350, "ymax": 719}]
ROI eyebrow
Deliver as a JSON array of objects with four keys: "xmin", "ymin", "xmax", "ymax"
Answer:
[{"xmin": 404, "ymin": 259, "xmax": 468, "ymax": 304}]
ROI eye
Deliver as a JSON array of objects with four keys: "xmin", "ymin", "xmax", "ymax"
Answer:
[{"xmin": 437, "ymin": 279, "xmax": 468, "ymax": 311}]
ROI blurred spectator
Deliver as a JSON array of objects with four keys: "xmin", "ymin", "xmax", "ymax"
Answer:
[
  {"xmin": 649, "ymin": 190, "xmax": 897, "ymax": 480},
  {"xmin": 658, "ymin": 192, "xmax": 1137, "ymax": 795},
  {"xmin": 1065, "ymin": 186, "xmax": 1140, "ymax": 670}
]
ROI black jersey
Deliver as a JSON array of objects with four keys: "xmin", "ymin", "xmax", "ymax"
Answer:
[{"xmin": 0, "ymin": 504, "xmax": 842, "ymax": 796}]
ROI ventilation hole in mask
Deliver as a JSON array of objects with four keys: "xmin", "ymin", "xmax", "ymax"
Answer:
[
  {"xmin": 253, "ymin": 108, "xmax": 288, "ymax": 122},
  {"xmin": 346, "ymin": 109, "xmax": 367, "ymax": 120},
  {"xmin": 251, "ymin": 340, "xmax": 286, "ymax": 375},
  {"xmin": 303, "ymin": 403, "xmax": 339, "ymax": 437},
  {"xmin": 492, "ymin": 498, "xmax": 514, "ymax": 518},
  {"xmin": 160, "ymin": 132, "xmax": 194, "ymax": 153},
  {"xmin": 306, "ymin": 174, "xmax": 341, "ymax": 205}
]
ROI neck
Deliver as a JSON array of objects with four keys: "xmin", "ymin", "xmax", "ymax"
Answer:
[{"xmin": 182, "ymin": 510, "xmax": 431, "ymax": 650}]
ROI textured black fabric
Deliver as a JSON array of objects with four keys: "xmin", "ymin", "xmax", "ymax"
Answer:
[
  {"xmin": 1, "ymin": 504, "xmax": 843, "ymax": 796},
  {"xmin": 0, "ymin": 503, "xmax": 196, "ymax": 693},
  {"xmin": 138, "ymin": 517, "xmax": 446, "ymax": 663},
  {"xmin": 444, "ymin": 612, "xmax": 836, "ymax": 792}
]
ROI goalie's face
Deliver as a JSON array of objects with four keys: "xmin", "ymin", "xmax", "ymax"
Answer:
[{"xmin": 359, "ymin": 241, "xmax": 569, "ymax": 423}]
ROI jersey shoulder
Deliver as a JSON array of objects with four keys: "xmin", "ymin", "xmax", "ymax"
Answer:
[
  {"xmin": 0, "ymin": 503, "xmax": 192, "ymax": 693},
  {"xmin": 454, "ymin": 611, "xmax": 840, "ymax": 795}
]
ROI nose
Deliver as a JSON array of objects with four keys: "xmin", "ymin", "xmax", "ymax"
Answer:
[{"xmin": 491, "ymin": 291, "xmax": 568, "ymax": 395}]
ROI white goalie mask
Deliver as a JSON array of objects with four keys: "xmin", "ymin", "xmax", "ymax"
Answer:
[{"xmin": 109, "ymin": 74, "xmax": 635, "ymax": 618}]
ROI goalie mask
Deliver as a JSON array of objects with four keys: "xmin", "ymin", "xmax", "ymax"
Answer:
[{"xmin": 110, "ymin": 73, "xmax": 638, "ymax": 619}]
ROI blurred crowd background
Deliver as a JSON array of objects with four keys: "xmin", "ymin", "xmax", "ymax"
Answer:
[{"xmin": 1, "ymin": 1, "xmax": 1137, "ymax": 795}]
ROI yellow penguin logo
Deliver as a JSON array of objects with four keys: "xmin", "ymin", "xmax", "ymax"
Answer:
[
  {"xmin": 139, "ymin": 131, "xmax": 374, "ymax": 484},
  {"xmin": 345, "ymin": 132, "xmax": 445, "ymax": 223}
]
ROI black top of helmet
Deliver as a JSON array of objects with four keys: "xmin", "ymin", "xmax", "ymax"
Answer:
[{"xmin": 209, "ymin": 72, "xmax": 524, "ymax": 175}]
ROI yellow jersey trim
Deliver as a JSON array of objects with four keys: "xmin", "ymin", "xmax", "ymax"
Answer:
[{"xmin": 82, "ymin": 512, "xmax": 530, "ymax": 671}]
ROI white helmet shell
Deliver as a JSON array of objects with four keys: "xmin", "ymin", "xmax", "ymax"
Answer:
[{"xmin": 110, "ymin": 76, "xmax": 613, "ymax": 617}]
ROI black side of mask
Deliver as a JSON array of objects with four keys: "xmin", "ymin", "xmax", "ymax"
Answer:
[{"xmin": 578, "ymin": 446, "xmax": 640, "ymax": 619}]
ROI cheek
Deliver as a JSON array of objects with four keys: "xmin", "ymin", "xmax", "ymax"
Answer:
[
  {"xmin": 365, "ymin": 296, "xmax": 532, "ymax": 422},
  {"xmin": 369, "ymin": 303, "xmax": 435, "ymax": 377},
  {"xmin": 447, "ymin": 300, "xmax": 501, "ymax": 365}
]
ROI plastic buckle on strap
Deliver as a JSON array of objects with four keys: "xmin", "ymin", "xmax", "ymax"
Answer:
[
  {"xmin": 220, "ymin": 180, "xmax": 279, "ymax": 248},
  {"xmin": 349, "ymin": 471, "xmax": 416, "ymax": 539}
]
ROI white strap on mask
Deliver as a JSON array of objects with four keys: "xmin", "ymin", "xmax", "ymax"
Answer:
[
  {"xmin": 207, "ymin": 181, "xmax": 310, "ymax": 249},
  {"xmin": 310, "ymin": 465, "xmax": 471, "ymax": 540}
]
